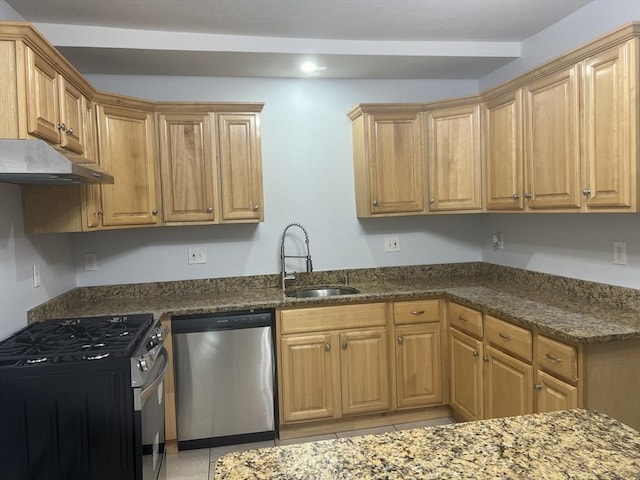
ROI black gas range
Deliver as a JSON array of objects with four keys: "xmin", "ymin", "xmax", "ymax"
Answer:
[{"xmin": 0, "ymin": 314, "xmax": 168, "ymax": 480}]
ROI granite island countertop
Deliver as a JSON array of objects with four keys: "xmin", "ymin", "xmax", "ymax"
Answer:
[
  {"xmin": 28, "ymin": 264, "xmax": 640, "ymax": 344},
  {"xmin": 214, "ymin": 409, "xmax": 640, "ymax": 479}
]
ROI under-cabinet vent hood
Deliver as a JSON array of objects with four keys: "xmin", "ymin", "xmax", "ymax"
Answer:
[{"xmin": 0, "ymin": 139, "xmax": 114, "ymax": 185}]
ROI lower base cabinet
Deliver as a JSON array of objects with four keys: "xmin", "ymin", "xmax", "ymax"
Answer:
[
  {"xmin": 485, "ymin": 345, "xmax": 534, "ymax": 419},
  {"xmin": 278, "ymin": 304, "xmax": 389, "ymax": 425},
  {"xmin": 449, "ymin": 326, "xmax": 484, "ymax": 421},
  {"xmin": 535, "ymin": 370, "xmax": 578, "ymax": 412}
]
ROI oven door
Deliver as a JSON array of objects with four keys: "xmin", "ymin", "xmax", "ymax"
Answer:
[{"xmin": 134, "ymin": 347, "xmax": 169, "ymax": 480}]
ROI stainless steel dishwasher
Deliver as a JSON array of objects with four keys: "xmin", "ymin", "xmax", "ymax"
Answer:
[{"xmin": 172, "ymin": 309, "xmax": 276, "ymax": 449}]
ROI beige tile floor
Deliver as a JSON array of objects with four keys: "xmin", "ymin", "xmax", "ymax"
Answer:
[{"xmin": 159, "ymin": 417, "xmax": 455, "ymax": 480}]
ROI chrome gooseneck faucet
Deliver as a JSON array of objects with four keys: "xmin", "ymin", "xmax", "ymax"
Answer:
[{"xmin": 280, "ymin": 222, "xmax": 313, "ymax": 290}]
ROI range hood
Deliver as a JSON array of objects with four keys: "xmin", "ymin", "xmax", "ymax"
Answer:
[{"xmin": 0, "ymin": 139, "xmax": 114, "ymax": 185}]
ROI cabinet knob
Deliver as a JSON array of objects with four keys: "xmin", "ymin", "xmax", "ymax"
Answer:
[
  {"xmin": 534, "ymin": 383, "xmax": 543, "ymax": 391},
  {"xmin": 67, "ymin": 127, "xmax": 74, "ymax": 135},
  {"xmin": 206, "ymin": 207, "xmax": 213, "ymax": 213},
  {"xmin": 57, "ymin": 123, "xmax": 66, "ymax": 131},
  {"xmin": 512, "ymin": 193, "xmax": 520, "ymax": 200},
  {"xmin": 472, "ymin": 350, "xmax": 479, "ymax": 357},
  {"xmin": 582, "ymin": 188, "xmax": 591, "ymax": 196},
  {"xmin": 324, "ymin": 343, "xmax": 331, "ymax": 352},
  {"xmin": 97, "ymin": 210, "xmax": 103, "ymax": 216},
  {"xmin": 372, "ymin": 200, "xmax": 378, "ymax": 207},
  {"xmin": 429, "ymin": 198, "xmax": 435, "ymax": 204},
  {"xmin": 397, "ymin": 336, "xmax": 404, "ymax": 345},
  {"xmin": 524, "ymin": 193, "xmax": 532, "ymax": 199},
  {"xmin": 253, "ymin": 204, "xmax": 260, "ymax": 211},
  {"xmin": 151, "ymin": 209, "xmax": 158, "ymax": 216},
  {"xmin": 483, "ymin": 355, "xmax": 490, "ymax": 363},
  {"xmin": 342, "ymin": 341, "xmax": 348, "ymax": 350}
]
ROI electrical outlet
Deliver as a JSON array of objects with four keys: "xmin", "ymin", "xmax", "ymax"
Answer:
[
  {"xmin": 84, "ymin": 253, "xmax": 98, "ymax": 271},
  {"xmin": 384, "ymin": 236, "xmax": 400, "ymax": 253},
  {"xmin": 32, "ymin": 264, "xmax": 41, "ymax": 288},
  {"xmin": 613, "ymin": 241, "xmax": 627, "ymax": 265},
  {"xmin": 188, "ymin": 247, "xmax": 207, "ymax": 264},
  {"xmin": 492, "ymin": 232, "xmax": 504, "ymax": 249}
]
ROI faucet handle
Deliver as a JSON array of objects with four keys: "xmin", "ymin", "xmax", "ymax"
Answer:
[{"xmin": 343, "ymin": 273, "xmax": 350, "ymax": 286}]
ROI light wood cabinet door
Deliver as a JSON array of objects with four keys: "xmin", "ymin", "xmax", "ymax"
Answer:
[
  {"xmin": 583, "ymin": 41, "xmax": 636, "ymax": 210},
  {"xmin": 340, "ymin": 328, "xmax": 389, "ymax": 416},
  {"xmin": 217, "ymin": 113, "xmax": 263, "ymax": 222},
  {"xmin": 280, "ymin": 333, "xmax": 336, "ymax": 423},
  {"xmin": 58, "ymin": 77, "xmax": 85, "ymax": 154},
  {"xmin": 427, "ymin": 103, "xmax": 482, "ymax": 211},
  {"xmin": 363, "ymin": 111, "xmax": 425, "ymax": 215},
  {"xmin": 158, "ymin": 113, "xmax": 216, "ymax": 223},
  {"xmin": 484, "ymin": 345, "xmax": 534, "ymax": 419},
  {"xmin": 535, "ymin": 370, "xmax": 578, "ymax": 413},
  {"xmin": 25, "ymin": 46, "xmax": 60, "ymax": 145},
  {"xmin": 96, "ymin": 104, "xmax": 159, "ymax": 227},
  {"xmin": 450, "ymin": 327, "xmax": 484, "ymax": 421},
  {"xmin": 523, "ymin": 66, "xmax": 581, "ymax": 210},
  {"xmin": 395, "ymin": 323, "xmax": 442, "ymax": 409},
  {"xmin": 484, "ymin": 90, "xmax": 524, "ymax": 211}
]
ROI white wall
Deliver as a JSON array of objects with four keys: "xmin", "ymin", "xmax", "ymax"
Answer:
[
  {"xmin": 74, "ymin": 76, "xmax": 483, "ymax": 286},
  {"xmin": 0, "ymin": 184, "xmax": 77, "ymax": 338},
  {"xmin": 480, "ymin": 0, "xmax": 640, "ymax": 90}
]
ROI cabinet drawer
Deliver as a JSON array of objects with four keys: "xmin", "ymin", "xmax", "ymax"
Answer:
[
  {"xmin": 485, "ymin": 315, "xmax": 532, "ymax": 362},
  {"xmin": 280, "ymin": 303, "xmax": 387, "ymax": 335},
  {"xmin": 448, "ymin": 302, "xmax": 483, "ymax": 338},
  {"xmin": 537, "ymin": 335, "xmax": 578, "ymax": 383},
  {"xmin": 394, "ymin": 299, "xmax": 440, "ymax": 325}
]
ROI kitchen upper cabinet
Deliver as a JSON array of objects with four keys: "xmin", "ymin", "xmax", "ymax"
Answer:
[
  {"xmin": 158, "ymin": 112, "xmax": 217, "ymax": 224},
  {"xmin": 25, "ymin": 46, "xmax": 86, "ymax": 155},
  {"xmin": 582, "ymin": 40, "xmax": 637, "ymax": 211},
  {"xmin": 426, "ymin": 100, "xmax": 483, "ymax": 212},
  {"xmin": 349, "ymin": 105, "xmax": 425, "ymax": 217},
  {"xmin": 96, "ymin": 102, "xmax": 160, "ymax": 228},
  {"xmin": 483, "ymin": 90, "xmax": 524, "ymax": 211},
  {"xmin": 217, "ymin": 113, "xmax": 264, "ymax": 222},
  {"xmin": 523, "ymin": 65, "xmax": 582, "ymax": 210}
]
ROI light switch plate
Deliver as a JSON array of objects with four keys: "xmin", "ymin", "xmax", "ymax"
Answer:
[
  {"xmin": 384, "ymin": 236, "xmax": 400, "ymax": 253},
  {"xmin": 84, "ymin": 253, "xmax": 98, "ymax": 271},
  {"xmin": 613, "ymin": 241, "xmax": 627, "ymax": 265},
  {"xmin": 32, "ymin": 264, "xmax": 41, "ymax": 288}
]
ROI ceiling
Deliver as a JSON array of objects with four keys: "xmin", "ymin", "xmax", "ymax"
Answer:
[{"xmin": 6, "ymin": 0, "xmax": 594, "ymax": 79}]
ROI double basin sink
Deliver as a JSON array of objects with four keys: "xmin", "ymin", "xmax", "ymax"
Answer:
[{"xmin": 285, "ymin": 286, "xmax": 360, "ymax": 298}]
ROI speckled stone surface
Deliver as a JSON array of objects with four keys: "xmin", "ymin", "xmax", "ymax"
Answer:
[
  {"xmin": 26, "ymin": 263, "xmax": 640, "ymax": 344},
  {"xmin": 214, "ymin": 409, "xmax": 640, "ymax": 479}
]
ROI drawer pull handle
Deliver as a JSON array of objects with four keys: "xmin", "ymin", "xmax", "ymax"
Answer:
[
  {"xmin": 546, "ymin": 353, "xmax": 562, "ymax": 362},
  {"xmin": 499, "ymin": 333, "xmax": 511, "ymax": 340},
  {"xmin": 457, "ymin": 315, "xmax": 468, "ymax": 322},
  {"xmin": 411, "ymin": 310, "xmax": 425, "ymax": 316},
  {"xmin": 324, "ymin": 343, "xmax": 331, "ymax": 352}
]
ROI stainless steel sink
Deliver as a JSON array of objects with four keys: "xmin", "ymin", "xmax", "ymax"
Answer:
[{"xmin": 285, "ymin": 286, "xmax": 360, "ymax": 298}]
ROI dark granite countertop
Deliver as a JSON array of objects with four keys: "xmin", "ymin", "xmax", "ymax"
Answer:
[
  {"xmin": 214, "ymin": 409, "xmax": 640, "ymax": 479},
  {"xmin": 28, "ymin": 264, "xmax": 640, "ymax": 344}
]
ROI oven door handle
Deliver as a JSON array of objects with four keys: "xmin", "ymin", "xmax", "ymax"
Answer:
[{"xmin": 141, "ymin": 348, "xmax": 169, "ymax": 402}]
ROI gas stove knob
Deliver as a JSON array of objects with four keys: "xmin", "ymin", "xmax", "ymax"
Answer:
[{"xmin": 138, "ymin": 353, "xmax": 154, "ymax": 372}]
